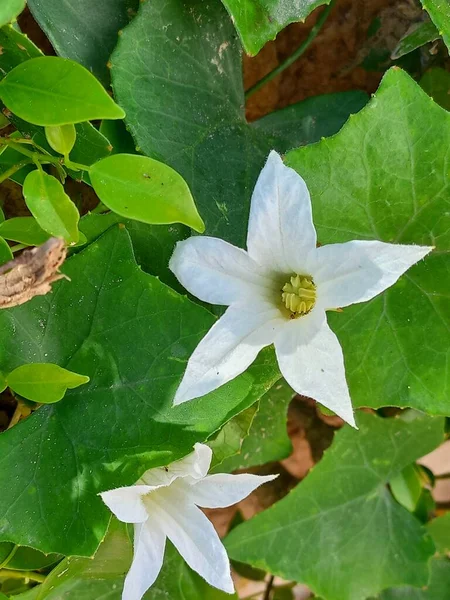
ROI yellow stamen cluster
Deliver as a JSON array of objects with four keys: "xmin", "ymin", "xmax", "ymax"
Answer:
[{"xmin": 282, "ymin": 274, "xmax": 316, "ymax": 318}]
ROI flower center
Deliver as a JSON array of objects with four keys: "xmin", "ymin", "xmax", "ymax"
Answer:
[{"xmin": 281, "ymin": 274, "xmax": 316, "ymax": 318}]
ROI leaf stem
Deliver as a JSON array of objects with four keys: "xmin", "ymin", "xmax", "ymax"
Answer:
[
  {"xmin": 0, "ymin": 569, "xmax": 46, "ymax": 583},
  {"xmin": 245, "ymin": 0, "xmax": 336, "ymax": 99},
  {"xmin": 10, "ymin": 244, "xmax": 27, "ymax": 253},
  {"xmin": 0, "ymin": 545, "xmax": 18, "ymax": 570},
  {"xmin": 263, "ymin": 575, "xmax": 275, "ymax": 600},
  {"xmin": 0, "ymin": 160, "xmax": 32, "ymax": 185}
]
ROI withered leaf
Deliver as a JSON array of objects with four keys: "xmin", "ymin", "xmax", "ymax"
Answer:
[{"xmin": 0, "ymin": 237, "xmax": 68, "ymax": 309}]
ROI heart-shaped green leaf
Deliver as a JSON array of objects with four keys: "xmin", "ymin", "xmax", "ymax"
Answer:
[
  {"xmin": 0, "ymin": 57, "xmax": 125, "ymax": 126},
  {"xmin": 226, "ymin": 413, "xmax": 444, "ymax": 600},
  {"xmin": 23, "ymin": 170, "xmax": 80, "ymax": 244},
  {"xmin": 111, "ymin": 0, "xmax": 367, "ymax": 248},
  {"xmin": 7, "ymin": 363, "xmax": 90, "ymax": 404},
  {"xmin": 286, "ymin": 68, "xmax": 450, "ymax": 415},
  {"xmin": 0, "ymin": 227, "xmax": 279, "ymax": 555},
  {"xmin": 90, "ymin": 154, "xmax": 205, "ymax": 232}
]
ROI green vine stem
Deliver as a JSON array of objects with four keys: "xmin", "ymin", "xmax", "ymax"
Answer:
[
  {"xmin": 0, "ymin": 569, "xmax": 46, "ymax": 583},
  {"xmin": 0, "ymin": 160, "xmax": 32, "ymax": 185},
  {"xmin": 0, "ymin": 545, "xmax": 18, "ymax": 570},
  {"xmin": 245, "ymin": 0, "xmax": 336, "ymax": 99}
]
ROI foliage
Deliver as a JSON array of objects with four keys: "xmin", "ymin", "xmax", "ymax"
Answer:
[{"xmin": 0, "ymin": 0, "xmax": 449, "ymax": 599}]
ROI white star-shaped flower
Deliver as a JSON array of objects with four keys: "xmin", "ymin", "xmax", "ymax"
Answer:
[
  {"xmin": 169, "ymin": 151, "xmax": 433, "ymax": 426},
  {"xmin": 100, "ymin": 444, "xmax": 276, "ymax": 599}
]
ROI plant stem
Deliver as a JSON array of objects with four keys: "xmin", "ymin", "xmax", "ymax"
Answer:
[
  {"xmin": 10, "ymin": 244, "xmax": 27, "ymax": 253},
  {"xmin": 263, "ymin": 575, "xmax": 275, "ymax": 600},
  {"xmin": 0, "ymin": 569, "xmax": 46, "ymax": 583},
  {"xmin": 0, "ymin": 160, "xmax": 32, "ymax": 185},
  {"xmin": 0, "ymin": 545, "xmax": 18, "ymax": 570},
  {"xmin": 245, "ymin": 0, "xmax": 336, "ymax": 99}
]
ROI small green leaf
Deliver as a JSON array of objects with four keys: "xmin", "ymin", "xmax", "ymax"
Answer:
[
  {"xmin": 391, "ymin": 20, "xmax": 439, "ymax": 59},
  {"xmin": 215, "ymin": 378, "xmax": 294, "ymax": 473},
  {"xmin": 0, "ymin": 207, "xmax": 5, "ymax": 223},
  {"xmin": 23, "ymin": 170, "xmax": 80, "ymax": 244},
  {"xmin": 0, "ymin": 217, "xmax": 50, "ymax": 246},
  {"xmin": 378, "ymin": 557, "xmax": 450, "ymax": 599},
  {"xmin": 0, "ymin": 57, "xmax": 125, "ymax": 126},
  {"xmin": 0, "ymin": 236, "xmax": 12, "ymax": 264},
  {"xmin": 45, "ymin": 124, "xmax": 76, "ymax": 156},
  {"xmin": 209, "ymin": 403, "xmax": 258, "ymax": 469},
  {"xmin": 420, "ymin": 67, "xmax": 450, "ymax": 111},
  {"xmin": 389, "ymin": 464, "xmax": 423, "ymax": 512},
  {"xmin": 421, "ymin": 0, "xmax": 450, "ymax": 51},
  {"xmin": 7, "ymin": 363, "xmax": 90, "ymax": 404},
  {"xmin": 0, "ymin": 0, "xmax": 26, "ymax": 28},
  {"xmin": 427, "ymin": 513, "xmax": 450, "ymax": 554},
  {"xmin": 90, "ymin": 154, "xmax": 205, "ymax": 232}
]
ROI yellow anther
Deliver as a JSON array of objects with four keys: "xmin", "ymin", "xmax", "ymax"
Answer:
[{"xmin": 281, "ymin": 274, "xmax": 316, "ymax": 318}]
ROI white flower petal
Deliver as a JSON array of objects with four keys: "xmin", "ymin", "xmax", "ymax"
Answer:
[
  {"xmin": 148, "ymin": 490, "xmax": 234, "ymax": 594},
  {"xmin": 173, "ymin": 302, "xmax": 284, "ymax": 405},
  {"xmin": 188, "ymin": 473, "xmax": 278, "ymax": 508},
  {"xmin": 311, "ymin": 240, "xmax": 433, "ymax": 309},
  {"xmin": 275, "ymin": 312, "xmax": 356, "ymax": 427},
  {"xmin": 99, "ymin": 485, "xmax": 151, "ymax": 523},
  {"xmin": 139, "ymin": 444, "xmax": 212, "ymax": 487},
  {"xmin": 169, "ymin": 236, "xmax": 275, "ymax": 306},
  {"xmin": 246, "ymin": 150, "xmax": 317, "ymax": 274},
  {"xmin": 122, "ymin": 520, "xmax": 166, "ymax": 600}
]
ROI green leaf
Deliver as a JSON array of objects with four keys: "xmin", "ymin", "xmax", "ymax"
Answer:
[
  {"xmin": 221, "ymin": 0, "xmax": 329, "ymax": 55},
  {"xmin": 90, "ymin": 154, "xmax": 205, "ymax": 232},
  {"xmin": 421, "ymin": 0, "xmax": 450, "ymax": 51},
  {"xmin": 389, "ymin": 464, "xmax": 423, "ymax": 512},
  {"xmin": 0, "ymin": 372, "xmax": 6, "ymax": 394},
  {"xmin": 209, "ymin": 403, "xmax": 258, "ymax": 469},
  {"xmin": 111, "ymin": 0, "xmax": 367, "ymax": 248},
  {"xmin": 6, "ymin": 364, "xmax": 90, "ymax": 404},
  {"xmin": 420, "ymin": 67, "xmax": 450, "ymax": 111},
  {"xmin": 45, "ymin": 125, "xmax": 76, "ymax": 156},
  {"xmin": 0, "ymin": 217, "xmax": 50, "ymax": 246},
  {"xmin": 23, "ymin": 170, "xmax": 80, "ymax": 244},
  {"xmin": 27, "ymin": 0, "xmax": 139, "ymax": 86},
  {"xmin": 0, "ymin": 227, "xmax": 279, "ymax": 555},
  {"xmin": 0, "ymin": 237, "xmax": 12, "ymax": 264},
  {"xmin": 0, "ymin": 0, "xmax": 25, "ymax": 28},
  {"xmin": 0, "ymin": 26, "xmax": 41, "ymax": 77},
  {"xmin": 215, "ymin": 378, "xmax": 293, "ymax": 473},
  {"xmin": 0, "ymin": 57, "xmax": 125, "ymax": 126},
  {"xmin": 427, "ymin": 513, "xmax": 450, "ymax": 554},
  {"xmin": 99, "ymin": 119, "xmax": 137, "ymax": 155},
  {"xmin": 377, "ymin": 557, "xmax": 450, "ymax": 599},
  {"xmin": 286, "ymin": 68, "xmax": 450, "ymax": 415},
  {"xmin": 391, "ymin": 20, "xmax": 439, "ymax": 59},
  {"xmin": 225, "ymin": 413, "xmax": 444, "ymax": 600}
]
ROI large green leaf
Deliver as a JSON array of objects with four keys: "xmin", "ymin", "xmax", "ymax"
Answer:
[
  {"xmin": 220, "ymin": 0, "xmax": 329, "ymax": 55},
  {"xmin": 0, "ymin": 227, "xmax": 279, "ymax": 556},
  {"xmin": 421, "ymin": 0, "xmax": 450, "ymax": 51},
  {"xmin": 286, "ymin": 68, "xmax": 450, "ymax": 415},
  {"xmin": 27, "ymin": 0, "xmax": 139, "ymax": 86},
  {"xmin": 111, "ymin": 0, "xmax": 367, "ymax": 248},
  {"xmin": 377, "ymin": 557, "xmax": 450, "ymax": 599},
  {"xmin": 226, "ymin": 413, "xmax": 445, "ymax": 600}
]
